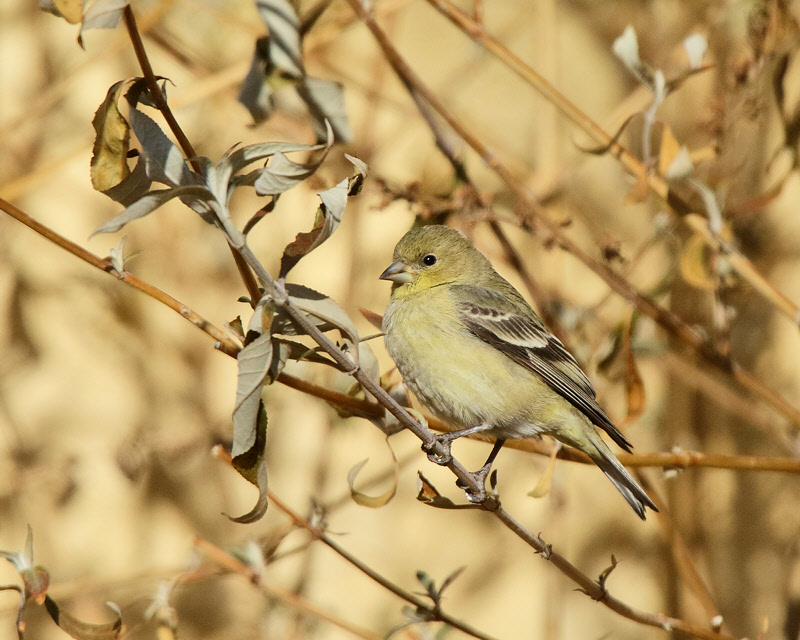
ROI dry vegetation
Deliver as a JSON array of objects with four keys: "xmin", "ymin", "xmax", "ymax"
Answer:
[{"xmin": 3, "ymin": 0, "xmax": 800, "ymax": 639}]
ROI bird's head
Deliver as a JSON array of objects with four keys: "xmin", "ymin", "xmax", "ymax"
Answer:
[{"xmin": 379, "ymin": 225, "xmax": 492, "ymax": 297}]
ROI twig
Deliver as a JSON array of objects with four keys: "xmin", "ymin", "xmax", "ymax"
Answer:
[
  {"xmin": 265, "ymin": 492, "xmax": 499, "ymax": 640},
  {"xmin": 228, "ymin": 174, "xmax": 739, "ymax": 640},
  {"xmin": 423, "ymin": 0, "xmax": 800, "ymax": 327},
  {"xmin": 0, "ymin": 201, "xmax": 792, "ymax": 477},
  {"xmin": 193, "ymin": 538, "xmax": 386, "ymax": 640},
  {"xmin": 634, "ymin": 472, "xmax": 728, "ymax": 634},
  {"xmin": 279, "ymin": 372, "xmax": 800, "ymax": 473},
  {"xmin": 491, "ymin": 507, "xmax": 730, "ymax": 640},
  {"xmin": 341, "ymin": 0, "xmax": 800, "ymax": 441},
  {"xmin": 122, "ymin": 5, "xmax": 263, "ymax": 307},
  {"xmin": 0, "ymin": 197, "xmax": 239, "ymax": 358}
]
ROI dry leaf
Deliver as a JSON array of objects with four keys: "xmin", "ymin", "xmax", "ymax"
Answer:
[
  {"xmin": 527, "ymin": 444, "xmax": 559, "ymax": 498},
  {"xmin": 622, "ymin": 312, "xmax": 646, "ymax": 421},
  {"xmin": 680, "ymin": 231, "xmax": 716, "ymax": 290},
  {"xmin": 626, "ymin": 170, "xmax": 650, "ymax": 203},
  {"xmin": 658, "ymin": 125, "xmax": 681, "ymax": 177},
  {"xmin": 91, "ymin": 81, "xmax": 131, "ymax": 193},
  {"xmin": 359, "ymin": 307, "xmax": 384, "ymax": 330},
  {"xmin": 347, "ymin": 439, "xmax": 399, "ymax": 508}
]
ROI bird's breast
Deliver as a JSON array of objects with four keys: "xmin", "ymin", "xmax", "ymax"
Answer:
[{"xmin": 383, "ymin": 292, "xmax": 530, "ymax": 429}]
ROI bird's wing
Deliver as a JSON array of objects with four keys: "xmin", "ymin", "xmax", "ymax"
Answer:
[{"xmin": 452, "ymin": 284, "xmax": 632, "ymax": 452}]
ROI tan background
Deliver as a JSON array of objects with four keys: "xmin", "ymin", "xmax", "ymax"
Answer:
[{"xmin": 2, "ymin": 0, "xmax": 800, "ymax": 638}]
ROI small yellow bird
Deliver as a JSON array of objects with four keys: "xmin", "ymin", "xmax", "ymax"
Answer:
[{"xmin": 380, "ymin": 225, "xmax": 656, "ymax": 519}]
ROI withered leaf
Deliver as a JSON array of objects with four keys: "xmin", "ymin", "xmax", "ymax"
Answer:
[
  {"xmin": 347, "ymin": 439, "xmax": 399, "ymax": 508},
  {"xmin": 44, "ymin": 596, "xmax": 122, "ymax": 640}
]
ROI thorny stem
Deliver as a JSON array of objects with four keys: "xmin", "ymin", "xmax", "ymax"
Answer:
[
  {"xmin": 266, "ymin": 492, "xmax": 498, "ymax": 640},
  {"xmin": 344, "ymin": 0, "xmax": 800, "ymax": 443},
  {"xmin": 423, "ymin": 0, "xmax": 800, "ymax": 328}
]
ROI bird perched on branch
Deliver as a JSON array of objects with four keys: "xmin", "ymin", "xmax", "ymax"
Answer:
[{"xmin": 380, "ymin": 224, "xmax": 656, "ymax": 519}]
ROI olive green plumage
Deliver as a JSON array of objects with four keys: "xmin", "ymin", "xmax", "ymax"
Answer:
[{"xmin": 380, "ymin": 225, "xmax": 656, "ymax": 519}]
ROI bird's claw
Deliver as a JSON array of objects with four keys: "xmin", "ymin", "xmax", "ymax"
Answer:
[
  {"xmin": 456, "ymin": 464, "xmax": 493, "ymax": 503},
  {"xmin": 422, "ymin": 437, "xmax": 453, "ymax": 466}
]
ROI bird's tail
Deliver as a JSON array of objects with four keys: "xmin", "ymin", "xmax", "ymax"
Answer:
[{"xmin": 564, "ymin": 430, "xmax": 657, "ymax": 520}]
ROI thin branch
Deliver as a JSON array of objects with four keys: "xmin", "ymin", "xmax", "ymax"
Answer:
[
  {"xmin": 490, "ymin": 507, "xmax": 730, "ymax": 640},
  {"xmin": 233, "ymin": 227, "xmax": 740, "ymax": 640},
  {"xmin": 0, "ymin": 197, "xmax": 239, "ymax": 358},
  {"xmin": 341, "ymin": 0, "xmax": 800, "ymax": 441},
  {"xmin": 276, "ymin": 372, "xmax": 800, "ymax": 474},
  {"xmin": 423, "ymin": 0, "xmax": 800, "ymax": 328},
  {"xmin": 194, "ymin": 538, "xmax": 386, "ymax": 640},
  {"xmin": 122, "ymin": 5, "xmax": 263, "ymax": 306},
  {"xmin": 0, "ymin": 200, "xmax": 793, "ymax": 477},
  {"xmin": 123, "ymin": 6, "xmax": 198, "ymax": 168},
  {"xmin": 265, "ymin": 492, "xmax": 499, "ymax": 640},
  {"xmin": 634, "ymin": 472, "xmax": 728, "ymax": 634}
]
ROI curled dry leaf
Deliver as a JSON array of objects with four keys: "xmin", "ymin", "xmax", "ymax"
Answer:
[
  {"xmin": 232, "ymin": 301, "xmax": 275, "ymax": 459},
  {"xmin": 658, "ymin": 125, "xmax": 682, "ymax": 178},
  {"xmin": 415, "ymin": 471, "xmax": 481, "ymax": 510},
  {"xmin": 358, "ymin": 307, "xmax": 384, "ymax": 331},
  {"xmin": 227, "ymin": 401, "xmax": 270, "ymax": 523},
  {"xmin": 90, "ymin": 80, "xmax": 154, "ymax": 207},
  {"xmin": 347, "ymin": 438, "xmax": 399, "ymax": 508},
  {"xmin": 527, "ymin": 444, "xmax": 560, "ymax": 498},
  {"xmin": 226, "ymin": 301, "xmax": 277, "ymax": 524},
  {"xmin": 278, "ymin": 153, "xmax": 367, "ymax": 279},
  {"xmin": 39, "ymin": 0, "xmax": 83, "ymax": 24},
  {"xmin": 79, "ymin": 0, "xmax": 128, "ymax": 48},
  {"xmin": 91, "ymin": 81, "xmax": 131, "ymax": 192},
  {"xmin": 622, "ymin": 312, "xmax": 646, "ymax": 422},
  {"xmin": 44, "ymin": 595, "xmax": 123, "ymax": 640},
  {"xmin": 680, "ymin": 228, "xmax": 717, "ymax": 291}
]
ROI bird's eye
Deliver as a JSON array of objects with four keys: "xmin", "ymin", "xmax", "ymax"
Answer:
[{"xmin": 422, "ymin": 254, "xmax": 437, "ymax": 266}]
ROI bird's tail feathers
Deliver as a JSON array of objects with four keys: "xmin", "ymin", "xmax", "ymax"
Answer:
[{"xmin": 583, "ymin": 433, "xmax": 657, "ymax": 520}]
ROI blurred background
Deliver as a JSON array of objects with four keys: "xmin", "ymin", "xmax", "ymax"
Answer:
[{"xmin": 3, "ymin": 0, "xmax": 800, "ymax": 638}]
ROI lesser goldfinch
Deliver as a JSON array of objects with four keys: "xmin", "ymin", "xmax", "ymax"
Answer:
[{"xmin": 380, "ymin": 225, "xmax": 656, "ymax": 519}]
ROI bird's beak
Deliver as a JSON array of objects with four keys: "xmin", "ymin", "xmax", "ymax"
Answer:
[{"xmin": 379, "ymin": 260, "xmax": 415, "ymax": 284}]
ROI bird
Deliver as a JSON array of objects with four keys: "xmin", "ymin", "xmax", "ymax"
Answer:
[{"xmin": 379, "ymin": 224, "xmax": 657, "ymax": 519}]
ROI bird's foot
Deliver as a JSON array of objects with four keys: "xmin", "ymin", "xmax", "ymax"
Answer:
[
  {"xmin": 421, "ymin": 435, "xmax": 454, "ymax": 466},
  {"xmin": 457, "ymin": 460, "xmax": 495, "ymax": 503}
]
